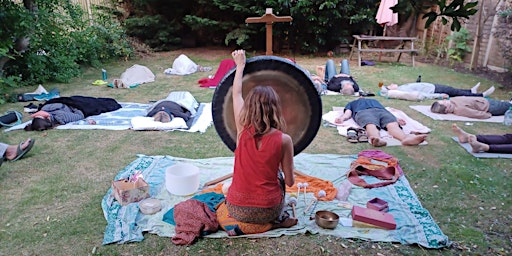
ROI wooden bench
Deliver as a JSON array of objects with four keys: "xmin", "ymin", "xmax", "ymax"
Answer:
[{"xmin": 349, "ymin": 35, "xmax": 418, "ymax": 67}]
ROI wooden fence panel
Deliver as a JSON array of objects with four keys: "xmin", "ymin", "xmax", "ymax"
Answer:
[{"xmin": 417, "ymin": 0, "xmax": 508, "ymax": 72}]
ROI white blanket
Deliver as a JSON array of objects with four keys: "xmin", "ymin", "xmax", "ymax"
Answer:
[
  {"xmin": 164, "ymin": 54, "xmax": 198, "ymax": 75},
  {"xmin": 322, "ymin": 107, "xmax": 430, "ymax": 146},
  {"xmin": 132, "ymin": 102, "xmax": 212, "ymax": 133},
  {"xmin": 119, "ymin": 64, "xmax": 155, "ymax": 87}
]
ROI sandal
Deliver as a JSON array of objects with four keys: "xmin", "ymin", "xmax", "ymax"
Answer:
[
  {"xmin": 356, "ymin": 128, "xmax": 369, "ymax": 143},
  {"xmin": 347, "ymin": 127, "xmax": 359, "ymax": 143},
  {"xmin": 11, "ymin": 138, "xmax": 35, "ymax": 162}
]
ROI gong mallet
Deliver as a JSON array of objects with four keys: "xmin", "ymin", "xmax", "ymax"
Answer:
[
  {"xmin": 288, "ymin": 196, "xmax": 298, "ymax": 218},
  {"xmin": 309, "ymin": 190, "xmax": 326, "ymax": 216}
]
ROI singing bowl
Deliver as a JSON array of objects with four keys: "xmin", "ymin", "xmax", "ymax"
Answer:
[
  {"xmin": 315, "ymin": 210, "xmax": 340, "ymax": 229},
  {"xmin": 212, "ymin": 56, "xmax": 322, "ymax": 155}
]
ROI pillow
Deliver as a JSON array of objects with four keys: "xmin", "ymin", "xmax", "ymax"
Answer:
[{"xmin": 131, "ymin": 116, "xmax": 188, "ymax": 131}]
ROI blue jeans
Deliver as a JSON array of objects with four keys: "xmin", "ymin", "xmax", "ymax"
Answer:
[
  {"xmin": 325, "ymin": 59, "xmax": 350, "ymax": 82},
  {"xmin": 325, "ymin": 59, "xmax": 337, "ymax": 82},
  {"xmin": 487, "ymin": 98, "xmax": 512, "ymax": 115}
]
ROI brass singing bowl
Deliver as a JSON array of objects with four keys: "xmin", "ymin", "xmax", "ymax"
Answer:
[
  {"xmin": 315, "ymin": 210, "xmax": 340, "ymax": 229},
  {"xmin": 212, "ymin": 56, "xmax": 322, "ymax": 155}
]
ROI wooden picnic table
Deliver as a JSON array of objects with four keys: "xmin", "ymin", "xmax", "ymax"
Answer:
[{"xmin": 349, "ymin": 35, "xmax": 418, "ymax": 67}]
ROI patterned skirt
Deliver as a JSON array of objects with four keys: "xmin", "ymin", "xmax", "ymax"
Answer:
[{"xmin": 226, "ymin": 200, "xmax": 283, "ymax": 224}]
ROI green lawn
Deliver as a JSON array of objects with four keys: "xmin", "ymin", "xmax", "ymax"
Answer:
[{"xmin": 0, "ymin": 48, "xmax": 510, "ymax": 255}]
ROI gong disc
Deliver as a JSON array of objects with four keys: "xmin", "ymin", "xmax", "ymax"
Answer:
[{"xmin": 212, "ymin": 55, "xmax": 322, "ymax": 155}]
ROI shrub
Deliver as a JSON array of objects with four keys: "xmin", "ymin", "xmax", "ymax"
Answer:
[
  {"xmin": 0, "ymin": 0, "xmax": 132, "ymax": 103},
  {"xmin": 445, "ymin": 27, "xmax": 472, "ymax": 64}
]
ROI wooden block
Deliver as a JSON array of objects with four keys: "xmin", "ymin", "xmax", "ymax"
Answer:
[{"xmin": 351, "ymin": 205, "xmax": 396, "ymax": 230}]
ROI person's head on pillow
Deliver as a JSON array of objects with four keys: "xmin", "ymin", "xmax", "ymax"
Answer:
[{"xmin": 340, "ymin": 81, "xmax": 355, "ymax": 95}]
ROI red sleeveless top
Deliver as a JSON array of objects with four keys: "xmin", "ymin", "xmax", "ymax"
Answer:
[{"xmin": 227, "ymin": 127, "xmax": 283, "ymax": 208}]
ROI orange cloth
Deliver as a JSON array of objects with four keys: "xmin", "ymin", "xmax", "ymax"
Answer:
[
  {"xmin": 30, "ymin": 110, "xmax": 50, "ymax": 119},
  {"xmin": 202, "ymin": 172, "xmax": 338, "ymax": 201},
  {"xmin": 201, "ymin": 183, "xmax": 224, "ymax": 194},
  {"xmin": 286, "ymin": 174, "xmax": 337, "ymax": 201},
  {"xmin": 216, "ymin": 202, "xmax": 272, "ymax": 235}
]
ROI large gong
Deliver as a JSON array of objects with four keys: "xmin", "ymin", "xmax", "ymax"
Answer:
[{"xmin": 212, "ymin": 56, "xmax": 322, "ymax": 155}]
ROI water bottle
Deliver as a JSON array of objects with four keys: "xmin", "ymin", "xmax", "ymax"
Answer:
[
  {"xmin": 102, "ymin": 69, "xmax": 108, "ymax": 81},
  {"xmin": 504, "ymin": 106, "xmax": 512, "ymax": 126}
]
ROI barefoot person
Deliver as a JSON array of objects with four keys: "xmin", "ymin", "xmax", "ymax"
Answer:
[
  {"xmin": 452, "ymin": 123, "xmax": 512, "ymax": 153},
  {"xmin": 335, "ymin": 97, "xmax": 427, "ymax": 147},
  {"xmin": 216, "ymin": 49, "xmax": 297, "ymax": 236},
  {"xmin": 1, "ymin": 138, "xmax": 36, "ymax": 167}
]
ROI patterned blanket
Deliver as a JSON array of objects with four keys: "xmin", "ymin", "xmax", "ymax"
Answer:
[{"xmin": 101, "ymin": 153, "xmax": 451, "ymax": 248}]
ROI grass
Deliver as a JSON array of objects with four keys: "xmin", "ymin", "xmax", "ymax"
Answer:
[{"xmin": 0, "ymin": 48, "xmax": 510, "ymax": 255}]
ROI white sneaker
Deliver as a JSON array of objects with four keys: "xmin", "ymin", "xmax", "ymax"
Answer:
[
  {"xmin": 482, "ymin": 86, "xmax": 495, "ymax": 97},
  {"xmin": 471, "ymin": 82, "xmax": 480, "ymax": 93}
]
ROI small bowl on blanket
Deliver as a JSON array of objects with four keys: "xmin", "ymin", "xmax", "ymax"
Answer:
[
  {"xmin": 315, "ymin": 210, "xmax": 339, "ymax": 229},
  {"xmin": 165, "ymin": 163, "xmax": 200, "ymax": 196}
]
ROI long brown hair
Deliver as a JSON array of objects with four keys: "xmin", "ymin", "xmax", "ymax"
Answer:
[
  {"xmin": 24, "ymin": 117, "xmax": 54, "ymax": 131},
  {"xmin": 239, "ymin": 85, "xmax": 285, "ymax": 137}
]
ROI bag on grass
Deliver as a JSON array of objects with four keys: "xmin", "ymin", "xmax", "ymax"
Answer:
[{"xmin": 0, "ymin": 111, "xmax": 23, "ymax": 128}]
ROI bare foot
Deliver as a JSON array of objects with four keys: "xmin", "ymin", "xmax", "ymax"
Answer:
[
  {"xmin": 451, "ymin": 123, "xmax": 473, "ymax": 143},
  {"xmin": 401, "ymin": 134, "xmax": 428, "ymax": 146},
  {"xmin": 469, "ymin": 136, "xmax": 489, "ymax": 153},
  {"xmin": 370, "ymin": 136, "xmax": 387, "ymax": 147},
  {"xmin": 272, "ymin": 217, "xmax": 298, "ymax": 229},
  {"xmin": 4, "ymin": 139, "xmax": 32, "ymax": 160}
]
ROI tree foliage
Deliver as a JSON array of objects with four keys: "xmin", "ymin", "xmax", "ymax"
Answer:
[
  {"xmin": 118, "ymin": 0, "xmax": 478, "ymax": 54},
  {"xmin": 118, "ymin": 0, "xmax": 379, "ymax": 53},
  {"xmin": 421, "ymin": 0, "xmax": 479, "ymax": 31},
  {"xmin": 0, "ymin": 0, "xmax": 132, "ymax": 103}
]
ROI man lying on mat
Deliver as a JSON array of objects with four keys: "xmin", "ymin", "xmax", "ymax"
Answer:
[
  {"xmin": 430, "ymin": 96, "xmax": 511, "ymax": 119},
  {"xmin": 335, "ymin": 97, "xmax": 427, "ymax": 147}
]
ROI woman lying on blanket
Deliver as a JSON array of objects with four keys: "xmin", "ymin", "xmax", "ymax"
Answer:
[
  {"xmin": 216, "ymin": 49, "xmax": 298, "ymax": 236},
  {"xmin": 380, "ymin": 82, "xmax": 495, "ymax": 100},
  {"xmin": 335, "ymin": 97, "xmax": 427, "ymax": 147},
  {"xmin": 430, "ymin": 96, "xmax": 511, "ymax": 119},
  {"xmin": 452, "ymin": 123, "xmax": 512, "ymax": 153},
  {"xmin": 24, "ymin": 96, "xmax": 121, "ymax": 131}
]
